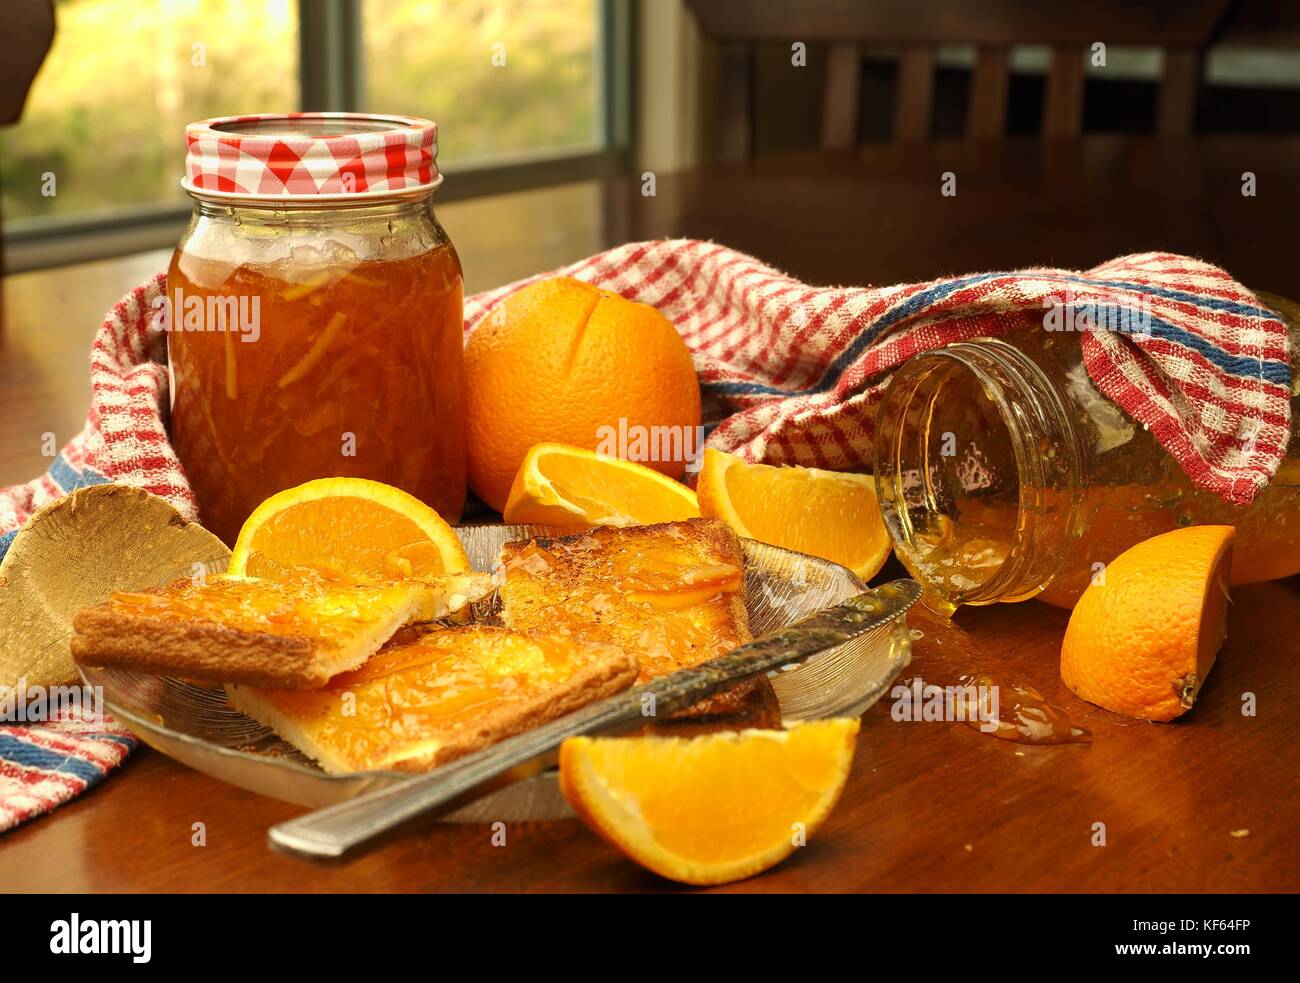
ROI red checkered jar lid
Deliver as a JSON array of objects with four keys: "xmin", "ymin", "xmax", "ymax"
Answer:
[{"xmin": 182, "ymin": 112, "xmax": 440, "ymax": 200}]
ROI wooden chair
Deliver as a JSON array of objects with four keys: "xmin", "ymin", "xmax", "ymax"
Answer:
[
  {"xmin": 684, "ymin": 0, "xmax": 1235, "ymax": 156},
  {"xmin": 0, "ymin": 0, "xmax": 56, "ymax": 283}
]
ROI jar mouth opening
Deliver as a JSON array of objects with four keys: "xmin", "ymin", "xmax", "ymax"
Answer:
[
  {"xmin": 208, "ymin": 114, "xmax": 424, "ymax": 139},
  {"xmin": 874, "ymin": 338, "xmax": 1084, "ymax": 608}
]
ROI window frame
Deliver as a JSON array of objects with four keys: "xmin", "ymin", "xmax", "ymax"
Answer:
[{"xmin": 2, "ymin": 0, "xmax": 633, "ymax": 273}]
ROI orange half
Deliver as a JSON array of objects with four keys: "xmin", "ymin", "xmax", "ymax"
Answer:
[
  {"xmin": 228, "ymin": 477, "xmax": 470, "ymax": 583},
  {"xmin": 559, "ymin": 719, "xmax": 859, "ymax": 886},
  {"xmin": 697, "ymin": 447, "xmax": 892, "ymax": 580},
  {"xmin": 503, "ymin": 442, "xmax": 700, "ymax": 528},
  {"xmin": 1061, "ymin": 525, "xmax": 1235, "ymax": 721}
]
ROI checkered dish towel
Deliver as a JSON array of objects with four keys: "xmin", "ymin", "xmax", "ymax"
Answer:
[
  {"xmin": 0, "ymin": 702, "xmax": 136, "ymax": 834},
  {"xmin": 0, "ymin": 239, "xmax": 1290, "ymax": 830}
]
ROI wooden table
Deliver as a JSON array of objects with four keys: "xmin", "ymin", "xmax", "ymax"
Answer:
[{"xmin": 2, "ymin": 137, "xmax": 1298, "ymax": 892}]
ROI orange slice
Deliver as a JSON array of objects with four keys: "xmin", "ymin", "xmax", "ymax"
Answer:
[
  {"xmin": 559, "ymin": 718, "xmax": 859, "ymax": 886},
  {"xmin": 1061, "ymin": 525, "xmax": 1235, "ymax": 721},
  {"xmin": 502, "ymin": 442, "xmax": 700, "ymax": 527},
  {"xmin": 696, "ymin": 447, "xmax": 892, "ymax": 580},
  {"xmin": 228, "ymin": 477, "xmax": 470, "ymax": 583}
]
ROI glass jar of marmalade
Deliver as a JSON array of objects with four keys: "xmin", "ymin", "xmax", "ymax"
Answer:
[
  {"xmin": 167, "ymin": 113, "xmax": 466, "ymax": 544},
  {"xmin": 873, "ymin": 293, "xmax": 1300, "ymax": 613}
]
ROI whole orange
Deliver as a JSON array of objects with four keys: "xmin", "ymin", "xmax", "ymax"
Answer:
[{"xmin": 465, "ymin": 276, "xmax": 701, "ymax": 512}]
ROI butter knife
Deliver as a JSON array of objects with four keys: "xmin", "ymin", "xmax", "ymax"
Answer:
[{"xmin": 268, "ymin": 578, "xmax": 921, "ymax": 862}]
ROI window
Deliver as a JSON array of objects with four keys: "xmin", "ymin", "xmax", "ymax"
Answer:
[
  {"xmin": 362, "ymin": 0, "xmax": 601, "ymax": 166},
  {"xmin": 0, "ymin": 0, "xmax": 299, "ymax": 223},
  {"xmin": 1, "ymin": 0, "xmax": 625, "ymax": 270}
]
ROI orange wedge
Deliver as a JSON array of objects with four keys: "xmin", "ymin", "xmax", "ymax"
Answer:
[
  {"xmin": 228, "ymin": 477, "xmax": 470, "ymax": 583},
  {"xmin": 696, "ymin": 447, "xmax": 892, "ymax": 580},
  {"xmin": 559, "ymin": 719, "xmax": 859, "ymax": 886},
  {"xmin": 502, "ymin": 442, "xmax": 700, "ymax": 528},
  {"xmin": 1061, "ymin": 525, "xmax": 1234, "ymax": 721}
]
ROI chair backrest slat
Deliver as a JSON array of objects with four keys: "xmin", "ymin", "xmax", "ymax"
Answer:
[
  {"xmin": 1043, "ymin": 46, "xmax": 1086, "ymax": 139},
  {"xmin": 894, "ymin": 46, "xmax": 936, "ymax": 142},
  {"xmin": 821, "ymin": 42, "xmax": 861, "ymax": 150},
  {"xmin": 716, "ymin": 42, "xmax": 755, "ymax": 161},
  {"xmin": 968, "ymin": 46, "xmax": 1011, "ymax": 141},
  {"xmin": 684, "ymin": 0, "xmax": 1237, "ymax": 154},
  {"xmin": 1158, "ymin": 49, "xmax": 1203, "ymax": 136}
]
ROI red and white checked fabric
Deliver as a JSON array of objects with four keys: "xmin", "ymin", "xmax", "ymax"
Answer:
[
  {"xmin": 185, "ymin": 112, "xmax": 438, "ymax": 197},
  {"xmin": 0, "ymin": 273, "xmax": 195, "ymax": 559},
  {"xmin": 0, "ymin": 701, "xmax": 136, "ymax": 835}
]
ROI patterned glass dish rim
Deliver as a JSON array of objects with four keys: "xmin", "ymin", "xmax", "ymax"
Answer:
[{"xmin": 77, "ymin": 524, "xmax": 914, "ymax": 823}]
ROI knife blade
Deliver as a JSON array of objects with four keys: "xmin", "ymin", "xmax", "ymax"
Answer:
[{"xmin": 268, "ymin": 578, "xmax": 921, "ymax": 862}]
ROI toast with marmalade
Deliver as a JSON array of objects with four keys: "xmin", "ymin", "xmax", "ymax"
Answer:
[
  {"xmin": 226, "ymin": 624, "xmax": 638, "ymax": 773},
  {"xmin": 71, "ymin": 572, "xmax": 492, "ymax": 689},
  {"xmin": 498, "ymin": 518, "xmax": 781, "ymax": 732}
]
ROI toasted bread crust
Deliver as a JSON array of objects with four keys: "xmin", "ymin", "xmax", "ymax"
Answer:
[
  {"xmin": 521, "ymin": 517, "xmax": 746, "ymax": 568},
  {"xmin": 654, "ymin": 675, "xmax": 783, "ymax": 735},
  {"xmin": 70, "ymin": 574, "xmax": 492, "ymax": 689},
  {"xmin": 71, "ymin": 608, "xmax": 324, "ymax": 688},
  {"xmin": 227, "ymin": 626, "xmax": 639, "ymax": 773}
]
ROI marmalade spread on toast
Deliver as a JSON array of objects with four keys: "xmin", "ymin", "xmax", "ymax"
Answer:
[
  {"xmin": 496, "ymin": 520, "xmax": 782, "ymax": 732},
  {"xmin": 498, "ymin": 519, "xmax": 750, "ymax": 681},
  {"xmin": 229, "ymin": 625, "xmax": 637, "ymax": 772},
  {"xmin": 107, "ymin": 575, "xmax": 438, "ymax": 645}
]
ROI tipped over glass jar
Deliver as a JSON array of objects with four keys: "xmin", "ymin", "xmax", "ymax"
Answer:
[
  {"xmin": 872, "ymin": 292, "xmax": 1300, "ymax": 613},
  {"xmin": 167, "ymin": 113, "xmax": 466, "ymax": 545}
]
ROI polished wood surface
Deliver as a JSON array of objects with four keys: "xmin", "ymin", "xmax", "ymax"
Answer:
[{"xmin": 2, "ymin": 137, "xmax": 1298, "ymax": 892}]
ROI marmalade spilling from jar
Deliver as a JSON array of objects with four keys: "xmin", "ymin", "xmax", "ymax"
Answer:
[
  {"xmin": 873, "ymin": 294, "xmax": 1300, "ymax": 612},
  {"xmin": 169, "ymin": 113, "xmax": 466, "ymax": 545}
]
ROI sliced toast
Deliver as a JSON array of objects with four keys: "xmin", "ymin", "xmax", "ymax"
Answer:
[
  {"xmin": 226, "ymin": 624, "xmax": 638, "ymax": 773},
  {"xmin": 498, "ymin": 518, "xmax": 782, "ymax": 731},
  {"xmin": 71, "ymin": 572, "xmax": 492, "ymax": 689}
]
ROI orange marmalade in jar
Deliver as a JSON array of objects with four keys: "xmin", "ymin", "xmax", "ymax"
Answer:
[{"xmin": 167, "ymin": 113, "xmax": 465, "ymax": 544}]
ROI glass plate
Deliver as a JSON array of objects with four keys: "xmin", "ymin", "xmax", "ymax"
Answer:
[{"xmin": 77, "ymin": 525, "xmax": 913, "ymax": 822}]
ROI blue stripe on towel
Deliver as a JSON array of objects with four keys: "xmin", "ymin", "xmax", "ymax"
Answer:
[
  {"xmin": 48, "ymin": 456, "xmax": 109, "ymax": 494},
  {"xmin": 703, "ymin": 270, "xmax": 1290, "ymax": 398},
  {"xmin": 0, "ymin": 461, "xmax": 110, "ymax": 562},
  {"xmin": 0, "ymin": 735, "xmax": 106, "ymax": 785}
]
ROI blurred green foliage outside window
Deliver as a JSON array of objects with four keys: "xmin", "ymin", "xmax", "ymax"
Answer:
[{"xmin": 0, "ymin": 0, "xmax": 600, "ymax": 226}]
